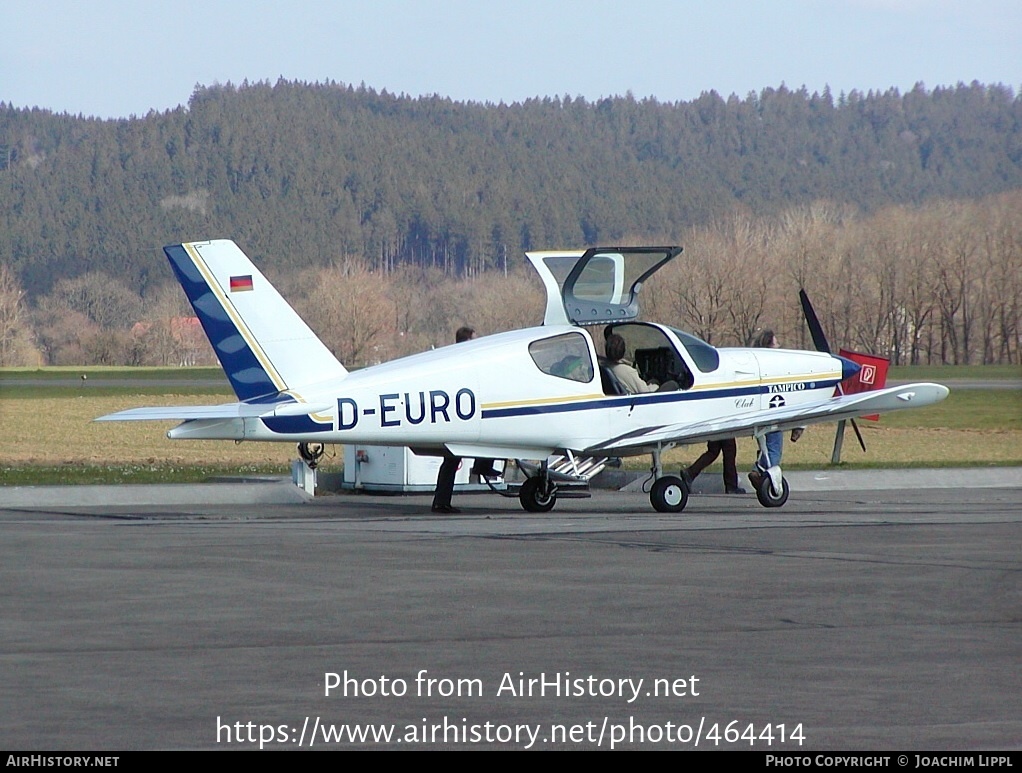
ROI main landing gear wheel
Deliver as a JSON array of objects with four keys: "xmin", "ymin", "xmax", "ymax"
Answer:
[
  {"xmin": 650, "ymin": 475, "xmax": 689, "ymax": 513},
  {"xmin": 755, "ymin": 475, "xmax": 790, "ymax": 508},
  {"xmin": 519, "ymin": 477, "xmax": 556, "ymax": 513}
]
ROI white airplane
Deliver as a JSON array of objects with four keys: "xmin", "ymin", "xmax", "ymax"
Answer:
[{"xmin": 98, "ymin": 240, "xmax": 949, "ymax": 513}]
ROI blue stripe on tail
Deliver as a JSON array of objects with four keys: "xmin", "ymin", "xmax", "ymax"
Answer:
[{"xmin": 164, "ymin": 244, "xmax": 279, "ymax": 402}]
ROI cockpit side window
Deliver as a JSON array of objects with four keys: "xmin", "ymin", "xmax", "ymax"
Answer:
[{"xmin": 528, "ymin": 332, "xmax": 595, "ymax": 384}]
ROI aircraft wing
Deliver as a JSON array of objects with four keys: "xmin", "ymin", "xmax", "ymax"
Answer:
[
  {"xmin": 96, "ymin": 401, "xmax": 333, "ymax": 422},
  {"xmin": 587, "ymin": 382, "xmax": 950, "ymax": 453}
]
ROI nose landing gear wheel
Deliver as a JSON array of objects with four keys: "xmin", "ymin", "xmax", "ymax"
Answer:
[
  {"xmin": 519, "ymin": 477, "xmax": 556, "ymax": 512},
  {"xmin": 650, "ymin": 475, "xmax": 689, "ymax": 513},
  {"xmin": 755, "ymin": 475, "xmax": 790, "ymax": 508}
]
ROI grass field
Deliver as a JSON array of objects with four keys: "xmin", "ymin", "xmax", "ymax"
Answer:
[
  {"xmin": 0, "ymin": 365, "xmax": 227, "ymax": 381},
  {"xmin": 887, "ymin": 363, "xmax": 1021, "ymax": 381},
  {"xmin": 1, "ymin": 365, "xmax": 1019, "ymax": 485}
]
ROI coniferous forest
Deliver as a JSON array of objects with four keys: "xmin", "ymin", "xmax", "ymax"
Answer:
[{"xmin": 1, "ymin": 79, "xmax": 1020, "ymax": 366}]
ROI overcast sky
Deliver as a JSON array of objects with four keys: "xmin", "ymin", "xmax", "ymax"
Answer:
[{"xmin": 3, "ymin": 0, "xmax": 1020, "ymax": 119}]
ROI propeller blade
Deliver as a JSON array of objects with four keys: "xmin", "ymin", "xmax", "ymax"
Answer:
[
  {"xmin": 851, "ymin": 418, "xmax": 867, "ymax": 452},
  {"xmin": 799, "ymin": 289, "xmax": 831, "ymax": 354},
  {"xmin": 802, "ymin": 289, "xmax": 868, "ymax": 453}
]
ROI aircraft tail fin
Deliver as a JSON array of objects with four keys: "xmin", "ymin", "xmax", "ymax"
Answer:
[{"xmin": 165, "ymin": 240, "xmax": 347, "ymax": 401}]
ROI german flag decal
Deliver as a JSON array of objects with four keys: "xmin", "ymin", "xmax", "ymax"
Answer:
[{"xmin": 230, "ymin": 275, "xmax": 254, "ymax": 292}]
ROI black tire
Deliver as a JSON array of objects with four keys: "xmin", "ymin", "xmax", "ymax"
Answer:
[
  {"xmin": 755, "ymin": 474, "xmax": 790, "ymax": 508},
  {"xmin": 519, "ymin": 477, "xmax": 556, "ymax": 512},
  {"xmin": 650, "ymin": 475, "xmax": 689, "ymax": 513}
]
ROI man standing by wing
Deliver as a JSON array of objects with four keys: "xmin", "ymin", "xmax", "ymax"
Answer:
[
  {"xmin": 748, "ymin": 329, "xmax": 803, "ymax": 490},
  {"xmin": 681, "ymin": 439, "xmax": 746, "ymax": 494},
  {"xmin": 431, "ymin": 326, "xmax": 500, "ymax": 513}
]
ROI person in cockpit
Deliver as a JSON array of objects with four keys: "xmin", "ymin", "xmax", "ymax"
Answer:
[{"xmin": 605, "ymin": 333, "xmax": 657, "ymax": 394}]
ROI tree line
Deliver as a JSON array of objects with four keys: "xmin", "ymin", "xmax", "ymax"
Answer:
[
  {"xmin": 1, "ymin": 191, "xmax": 1018, "ymax": 368},
  {"xmin": 0, "ymin": 79, "xmax": 1020, "ymax": 366},
  {"xmin": 646, "ymin": 191, "xmax": 1021, "ymax": 366}
]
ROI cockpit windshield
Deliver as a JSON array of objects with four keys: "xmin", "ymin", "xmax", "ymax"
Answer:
[{"xmin": 666, "ymin": 327, "xmax": 720, "ymax": 373}]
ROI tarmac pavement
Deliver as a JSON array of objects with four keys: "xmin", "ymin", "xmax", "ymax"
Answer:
[{"xmin": 1, "ymin": 471, "xmax": 1019, "ymax": 750}]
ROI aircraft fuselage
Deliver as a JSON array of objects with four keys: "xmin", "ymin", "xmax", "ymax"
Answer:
[{"xmin": 168, "ymin": 323, "xmax": 851, "ymax": 458}]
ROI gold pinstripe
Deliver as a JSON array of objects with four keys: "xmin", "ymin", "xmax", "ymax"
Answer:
[
  {"xmin": 482, "ymin": 393, "xmax": 606, "ymax": 409},
  {"xmin": 184, "ymin": 242, "xmax": 287, "ymax": 393},
  {"xmin": 688, "ymin": 371, "xmax": 842, "ymax": 392},
  {"xmin": 480, "ymin": 373, "xmax": 840, "ymax": 411},
  {"xmin": 185, "ymin": 244, "xmax": 334, "ymax": 428}
]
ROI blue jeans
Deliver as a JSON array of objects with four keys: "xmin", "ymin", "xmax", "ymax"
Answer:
[{"xmin": 758, "ymin": 431, "xmax": 783, "ymax": 470}]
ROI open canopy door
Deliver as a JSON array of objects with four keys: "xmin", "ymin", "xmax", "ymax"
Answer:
[{"xmin": 525, "ymin": 246, "xmax": 681, "ymax": 326}]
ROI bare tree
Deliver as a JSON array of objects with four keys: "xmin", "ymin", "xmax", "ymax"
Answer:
[
  {"xmin": 660, "ymin": 228, "xmax": 731, "ymax": 344},
  {"xmin": 48, "ymin": 272, "xmax": 144, "ymax": 330},
  {"xmin": 461, "ymin": 272, "xmax": 545, "ymax": 336},
  {"xmin": 128, "ymin": 283, "xmax": 214, "ymax": 366},
  {"xmin": 718, "ymin": 214, "xmax": 775, "ymax": 345},
  {"xmin": 0, "ymin": 265, "xmax": 39, "ymax": 365},
  {"xmin": 296, "ymin": 266, "xmax": 395, "ymax": 367},
  {"xmin": 777, "ymin": 201, "xmax": 851, "ymax": 350}
]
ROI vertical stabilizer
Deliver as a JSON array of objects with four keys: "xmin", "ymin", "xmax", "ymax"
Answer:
[{"xmin": 165, "ymin": 240, "xmax": 347, "ymax": 401}]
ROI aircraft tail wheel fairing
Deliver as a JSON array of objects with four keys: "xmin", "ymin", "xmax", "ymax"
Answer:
[
  {"xmin": 519, "ymin": 477, "xmax": 557, "ymax": 512},
  {"xmin": 650, "ymin": 475, "xmax": 689, "ymax": 513},
  {"xmin": 755, "ymin": 475, "xmax": 790, "ymax": 508}
]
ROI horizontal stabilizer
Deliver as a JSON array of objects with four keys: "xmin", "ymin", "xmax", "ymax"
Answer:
[
  {"xmin": 97, "ymin": 404, "xmax": 266, "ymax": 422},
  {"xmin": 96, "ymin": 400, "xmax": 333, "ymax": 422}
]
